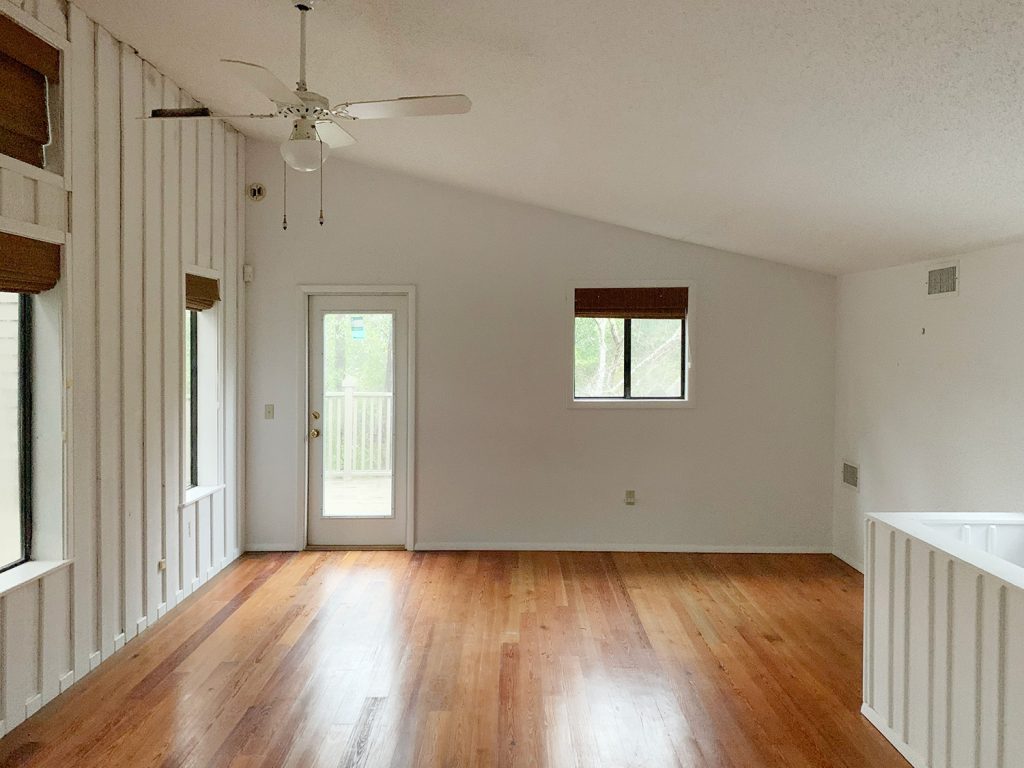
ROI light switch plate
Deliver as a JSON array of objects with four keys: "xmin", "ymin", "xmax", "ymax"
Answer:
[{"xmin": 264, "ymin": 404, "xmax": 275, "ymax": 419}]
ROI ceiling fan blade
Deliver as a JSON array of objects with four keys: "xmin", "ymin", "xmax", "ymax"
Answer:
[
  {"xmin": 314, "ymin": 119, "xmax": 356, "ymax": 150},
  {"xmin": 221, "ymin": 59, "xmax": 301, "ymax": 106},
  {"xmin": 147, "ymin": 107, "xmax": 280, "ymax": 120},
  {"xmin": 334, "ymin": 94, "xmax": 471, "ymax": 120}
]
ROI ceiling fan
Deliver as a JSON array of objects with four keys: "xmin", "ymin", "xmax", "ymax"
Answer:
[{"xmin": 149, "ymin": 0, "xmax": 472, "ymax": 226}]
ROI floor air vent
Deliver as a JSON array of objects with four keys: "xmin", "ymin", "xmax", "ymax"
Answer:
[
  {"xmin": 842, "ymin": 462, "xmax": 859, "ymax": 488},
  {"xmin": 927, "ymin": 265, "xmax": 958, "ymax": 296}
]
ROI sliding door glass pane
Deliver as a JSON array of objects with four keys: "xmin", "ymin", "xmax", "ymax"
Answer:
[
  {"xmin": 0, "ymin": 292, "xmax": 22, "ymax": 570},
  {"xmin": 574, "ymin": 317, "xmax": 625, "ymax": 397},
  {"xmin": 630, "ymin": 318, "xmax": 683, "ymax": 398}
]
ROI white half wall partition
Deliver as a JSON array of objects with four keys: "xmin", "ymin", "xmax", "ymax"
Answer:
[{"xmin": 863, "ymin": 512, "xmax": 1024, "ymax": 768}]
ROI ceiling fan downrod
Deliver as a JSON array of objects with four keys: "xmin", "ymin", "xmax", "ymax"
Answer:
[{"xmin": 295, "ymin": 2, "xmax": 313, "ymax": 92}]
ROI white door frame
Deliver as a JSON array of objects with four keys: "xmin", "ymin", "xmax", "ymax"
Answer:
[{"xmin": 296, "ymin": 285, "xmax": 416, "ymax": 550}]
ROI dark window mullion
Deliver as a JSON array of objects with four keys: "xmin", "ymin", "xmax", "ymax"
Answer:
[{"xmin": 623, "ymin": 316, "xmax": 631, "ymax": 399}]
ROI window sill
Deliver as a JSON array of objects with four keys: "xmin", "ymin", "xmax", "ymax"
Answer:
[
  {"xmin": 569, "ymin": 398, "xmax": 694, "ymax": 410},
  {"xmin": 181, "ymin": 484, "xmax": 226, "ymax": 507},
  {"xmin": 0, "ymin": 560, "xmax": 72, "ymax": 598}
]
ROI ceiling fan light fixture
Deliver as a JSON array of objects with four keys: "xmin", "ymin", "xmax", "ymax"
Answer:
[{"xmin": 280, "ymin": 118, "xmax": 324, "ymax": 172}]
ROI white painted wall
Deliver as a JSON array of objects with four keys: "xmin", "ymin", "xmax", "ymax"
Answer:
[
  {"xmin": 832, "ymin": 243, "xmax": 1024, "ymax": 570},
  {"xmin": 0, "ymin": 1, "xmax": 245, "ymax": 736},
  {"xmin": 245, "ymin": 144, "xmax": 836, "ymax": 551}
]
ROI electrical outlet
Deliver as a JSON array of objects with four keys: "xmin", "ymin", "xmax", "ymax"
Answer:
[
  {"xmin": 625, "ymin": 490, "xmax": 636, "ymax": 506},
  {"xmin": 264, "ymin": 404, "xmax": 275, "ymax": 419}
]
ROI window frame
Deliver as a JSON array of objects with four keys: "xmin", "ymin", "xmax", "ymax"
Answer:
[
  {"xmin": 2, "ymin": 294, "xmax": 33, "ymax": 574},
  {"xmin": 182, "ymin": 267, "xmax": 225, "ymax": 505},
  {"xmin": 568, "ymin": 282, "xmax": 695, "ymax": 409}
]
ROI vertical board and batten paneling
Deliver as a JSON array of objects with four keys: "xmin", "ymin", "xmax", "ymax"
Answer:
[
  {"xmin": 223, "ymin": 129, "xmax": 238, "ymax": 564},
  {"xmin": 68, "ymin": 3, "xmax": 99, "ymax": 681},
  {"xmin": 141, "ymin": 59, "xmax": 164, "ymax": 624},
  {"xmin": 161, "ymin": 78, "xmax": 181, "ymax": 611},
  {"xmin": 0, "ymin": 3, "xmax": 245, "ymax": 739},
  {"xmin": 119, "ymin": 43, "xmax": 144, "ymax": 646},
  {"xmin": 179, "ymin": 98, "xmax": 197, "ymax": 269},
  {"xmin": 195, "ymin": 120, "xmax": 212, "ymax": 268},
  {"xmin": 95, "ymin": 23, "xmax": 123, "ymax": 658},
  {"xmin": 863, "ymin": 518, "xmax": 1022, "ymax": 768},
  {"xmin": 4, "ymin": 0, "xmax": 66, "ymax": 38},
  {"xmin": 0, "ymin": 161, "xmax": 67, "ymax": 242}
]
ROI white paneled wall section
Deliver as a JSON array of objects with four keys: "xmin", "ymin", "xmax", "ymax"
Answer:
[
  {"xmin": 863, "ymin": 516, "xmax": 1023, "ymax": 768},
  {"xmin": 0, "ymin": 1, "xmax": 245, "ymax": 737}
]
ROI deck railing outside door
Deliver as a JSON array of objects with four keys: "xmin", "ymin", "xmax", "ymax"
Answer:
[{"xmin": 323, "ymin": 378, "xmax": 393, "ymax": 477}]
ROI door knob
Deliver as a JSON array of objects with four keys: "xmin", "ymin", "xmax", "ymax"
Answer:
[{"xmin": 309, "ymin": 428, "xmax": 321, "ymax": 439}]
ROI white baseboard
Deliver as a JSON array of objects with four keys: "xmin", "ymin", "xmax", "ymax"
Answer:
[
  {"xmin": 413, "ymin": 542, "xmax": 833, "ymax": 553},
  {"xmin": 861, "ymin": 704, "xmax": 928, "ymax": 768},
  {"xmin": 832, "ymin": 546, "xmax": 865, "ymax": 573},
  {"xmin": 245, "ymin": 543, "xmax": 303, "ymax": 552},
  {"xmin": 24, "ymin": 693, "xmax": 41, "ymax": 719}
]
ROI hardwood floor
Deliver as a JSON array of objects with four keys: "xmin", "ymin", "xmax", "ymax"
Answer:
[{"xmin": 0, "ymin": 552, "xmax": 908, "ymax": 768}]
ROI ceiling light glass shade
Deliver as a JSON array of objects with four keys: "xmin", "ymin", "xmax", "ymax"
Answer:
[{"xmin": 280, "ymin": 138, "xmax": 324, "ymax": 172}]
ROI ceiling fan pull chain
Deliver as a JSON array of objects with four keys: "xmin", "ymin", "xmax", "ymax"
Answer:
[
  {"xmin": 282, "ymin": 160, "xmax": 288, "ymax": 231},
  {"xmin": 319, "ymin": 140, "xmax": 325, "ymax": 226}
]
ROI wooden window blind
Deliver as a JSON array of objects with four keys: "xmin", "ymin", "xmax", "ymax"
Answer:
[
  {"xmin": 574, "ymin": 287, "xmax": 688, "ymax": 319},
  {"xmin": 185, "ymin": 273, "xmax": 220, "ymax": 311},
  {"xmin": 0, "ymin": 14, "xmax": 59, "ymax": 168},
  {"xmin": 0, "ymin": 230, "xmax": 60, "ymax": 293}
]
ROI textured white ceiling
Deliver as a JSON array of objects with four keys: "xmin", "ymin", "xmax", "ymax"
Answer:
[{"xmin": 76, "ymin": 0, "xmax": 1024, "ymax": 274}]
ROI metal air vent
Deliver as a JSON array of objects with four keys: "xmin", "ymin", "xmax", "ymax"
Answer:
[
  {"xmin": 927, "ymin": 265, "xmax": 958, "ymax": 296},
  {"xmin": 842, "ymin": 462, "xmax": 859, "ymax": 488}
]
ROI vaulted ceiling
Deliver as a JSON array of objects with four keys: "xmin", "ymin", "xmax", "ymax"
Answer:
[{"xmin": 77, "ymin": 0, "xmax": 1024, "ymax": 274}]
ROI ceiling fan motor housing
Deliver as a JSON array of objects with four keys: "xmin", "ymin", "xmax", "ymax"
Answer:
[
  {"xmin": 288, "ymin": 117, "xmax": 320, "ymax": 142},
  {"xmin": 281, "ymin": 89, "xmax": 330, "ymax": 119}
]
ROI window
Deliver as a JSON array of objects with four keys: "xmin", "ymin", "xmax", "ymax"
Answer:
[
  {"xmin": 183, "ymin": 272, "xmax": 219, "ymax": 492},
  {"xmin": 0, "ymin": 230, "xmax": 58, "ymax": 572},
  {"xmin": 0, "ymin": 13, "xmax": 60, "ymax": 169},
  {"xmin": 184, "ymin": 309, "xmax": 198, "ymax": 489},
  {"xmin": 0, "ymin": 292, "xmax": 31, "ymax": 573},
  {"xmin": 573, "ymin": 287, "xmax": 688, "ymax": 401}
]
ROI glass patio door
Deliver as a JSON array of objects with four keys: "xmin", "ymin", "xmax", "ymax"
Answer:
[{"xmin": 307, "ymin": 294, "xmax": 408, "ymax": 547}]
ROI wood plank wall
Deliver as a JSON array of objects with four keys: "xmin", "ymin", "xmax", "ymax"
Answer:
[{"xmin": 0, "ymin": 1, "xmax": 246, "ymax": 737}]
